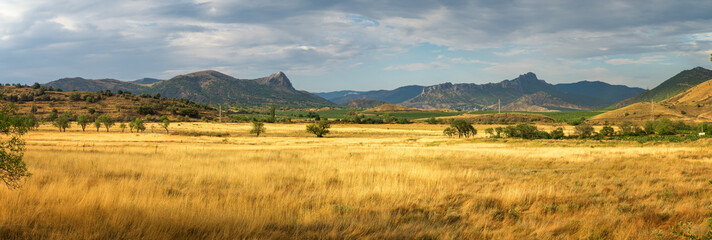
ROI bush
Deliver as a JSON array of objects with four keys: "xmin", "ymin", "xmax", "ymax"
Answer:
[
  {"xmin": 449, "ymin": 119, "xmax": 476, "ymax": 138},
  {"xmin": 306, "ymin": 120, "xmax": 330, "ymax": 137},
  {"xmin": 535, "ymin": 131, "xmax": 551, "ymax": 139},
  {"xmin": 574, "ymin": 124, "xmax": 594, "ymax": 138},
  {"xmin": 550, "ymin": 127, "xmax": 565, "ymax": 139},
  {"xmin": 443, "ymin": 127, "xmax": 456, "ymax": 137},
  {"xmin": 600, "ymin": 125, "xmax": 615, "ymax": 137},
  {"xmin": 425, "ymin": 117, "xmax": 441, "ymax": 124},
  {"xmin": 619, "ymin": 122, "xmax": 644, "ymax": 136},
  {"xmin": 177, "ymin": 108, "xmax": 199, "ymax": 118},
  {"xmin": 503, "ymin": 124, "xmax": 538, "ymax": 139},
  {"xmin": 137, "ymin": 105, "xmax": 157, "ymax": 115},
  {"xmin": 250, "ymin": 121, "xmax": 265, "ymax": 137}
]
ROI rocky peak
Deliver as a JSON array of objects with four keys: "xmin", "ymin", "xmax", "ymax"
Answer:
[{"xmin": 255, "ymin": 72, "xmax": 295, "ymax": 90}]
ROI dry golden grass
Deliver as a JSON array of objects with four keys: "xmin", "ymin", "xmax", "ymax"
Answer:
[{"xmin": 1, "ymin": 123, "xmax": 711, "ymax": 239}]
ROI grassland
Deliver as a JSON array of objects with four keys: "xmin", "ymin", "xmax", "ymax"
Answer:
[{"xmin": 1, "ymin": 123, "xmax": 711, "ymax": 239}]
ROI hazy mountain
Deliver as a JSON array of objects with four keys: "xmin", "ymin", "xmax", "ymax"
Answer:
[
  {"xmin": 131, "ymin": 78, "xmax": 163, "ymax": 85},
  {"xmin": 614, "ymin": 66, "xmax": 712, "ymax": 108},
  {"xmin": 46, "ymin": 77, "xmax": 151, "ymax": 93},
  {"xmin": 555, "ymin": 81, "xmax": 645, "ymax": 107},
  {"xmin": 315, "ymin": 85, "xmax": 426, "ymax": 104},
  {"xmin": 46, "ymin": 71, "xmax": 332, "ymax": 107}
]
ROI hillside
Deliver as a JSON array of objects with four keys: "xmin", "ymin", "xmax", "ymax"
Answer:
[
  {"xmin": 342, "ymin": 98, "xmax": 389, "ymax": 108},
  {"xmin": 317, "ymin": 85, "xmax": 425, "ymax": 104},
  {"xmin": 365, "ymin": 104, "xmax": 423, "ymax": 112},
  {"xmin": 400, "ymin": 73, "xmax": 596, "ymax": 110},
  {"xmin": 590, "ymin": 78, "xmax": 712, "ymax": 123},
  {"xmin": 614, "ymin": 66, "xmax": 712, "ymax": 108},
  {"xmin": 46, "ymin": 71, "xmax": 332, "ymax": 107},
  {"xmin": 555, "ymin": 81, "xmax": 646, "ymax": 107},
  {"xmin": 0, "ymin": 85, "xmax": 218, "ymax": 121},
  {"xmin": 499, "ymin": 92, "xmax": 583, "ymax": 112}
]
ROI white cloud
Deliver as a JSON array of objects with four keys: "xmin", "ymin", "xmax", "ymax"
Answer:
[
  {"xmin": 605, "ymin": 55, "xmax": 668, "ymax": 65},
  {"xmin": 384, "ymin": 62, "xmax": 449, "ymax": 71}
]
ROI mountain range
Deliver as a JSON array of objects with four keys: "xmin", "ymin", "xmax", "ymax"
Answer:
[
  {"xmin": 46, "ymin": 71, "xmax": 331, "ymax": 107},
  {"xmin": 43, "ymin": 67, "xmax": 712, "ymax": 112},
  {"xmin": 318, "ymin": 73, "xmax": 646, "ymax": 111}
]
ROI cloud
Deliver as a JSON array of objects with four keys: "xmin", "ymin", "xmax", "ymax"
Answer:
[
  {"xmin": 605, "ymin": 56, "xmax": 668, "ymax": 65},
  {"xmin": 384, "ymin": 62, "xmax": 449, "ymax": 71}
]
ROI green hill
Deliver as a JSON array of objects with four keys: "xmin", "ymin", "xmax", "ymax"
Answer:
[{"xmin": 614, "ymin": 66, "xmax": 712, "ymax": 108}]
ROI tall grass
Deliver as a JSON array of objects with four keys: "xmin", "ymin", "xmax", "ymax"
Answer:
[{"xmin": 0, "ymin": 123, "xmax": 710, "ymax": 239}]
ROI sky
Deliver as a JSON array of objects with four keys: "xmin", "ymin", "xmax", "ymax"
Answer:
[{"xmin": 1, "ymin": 0, "xmax": 712, "ymax": 92}]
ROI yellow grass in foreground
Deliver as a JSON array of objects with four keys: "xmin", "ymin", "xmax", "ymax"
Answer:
[{"xmin": 1, "ymin": 123, "xmax": 711, "ymax": 239}]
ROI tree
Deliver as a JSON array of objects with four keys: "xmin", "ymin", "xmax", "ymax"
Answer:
[
  {"xmin": 600, "ymin": 125, "xmax": 615, "ymax": 137},
  {"xmin": 485, "ymin": 128, "xmax": 494, "ymax": 137},
  {"xmin": 98, "ymin": 115, "xmax": 114, "ymax": 132},
  {"xmin": 0, "ymin": 105, "xmax": 31, "ymax": 188},
  {"xmin": 250, "ymin": 121, "xmax": 265, "ymax": 137},
  {"xmin": 93, "ymin": 119, "xmax": 101, "ymax": 132},
  {"xmin": 160, "ymin": 119, "xmax": 170, "ymax": 134},
  {"xmin": 449, "ymin": 119, "xmax": 476, "ymax": 138},
  {"xmin": 119, "ymin": 123, "xmax": 127, "ymax": 132},
  {"xmin": 619, "ymin": 122, "xmax": 643, "ymax": 136},
  {"xmin": 77, "ymin": 115, "xmax": 91, "ymax": 132},
  {"xmin": 443, "ymin": 127, "xmax": 456, "ymax": 137},
  {"xmin": 306, "ymin": 120, "xmax": 330, "ymax": 137},
  {"xmin": 550, "ymin": 127, "xmax": 565, "ymax": 139},
  {"xmin": 52, "ymin": 113, "xmax": 70, "ymax": 132},
  {"xmin": 115, "ymin": 104, "xmax": 122, "ymax": 113},
  {"xmin": 574, "ymin": 124, "xmax": 594, "ymax": 138},
  {"xmin": 130, "ymin": 118, "xmax": 146, "ymax": 133},
  {"xmin": 653, "ymin": 118, "xmax": 676, "ymax": 135},
  {"xmin": 269, "ymin": 104, "xmax": 276, "ymax": 123}
]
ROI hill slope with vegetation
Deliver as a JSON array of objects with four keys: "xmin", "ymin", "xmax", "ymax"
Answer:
[{"xmin": 614, "ymin": 66, "xmax": 712, "ymax": 108}]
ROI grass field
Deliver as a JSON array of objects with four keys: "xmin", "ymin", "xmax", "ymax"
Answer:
[{"xmin": 1, "ymin": 123, "xmax": 711, "ymax": 239}]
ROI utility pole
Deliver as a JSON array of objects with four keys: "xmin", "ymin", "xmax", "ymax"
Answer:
[
  {"xmin": 219, "ymin": 104, "xmax": 222, "ymax": 123},
  {"xmin": 650, "ymin": 95, "xmax": 654, "ymax": 121},
  {"xmin": 498, "ymin": 98, "xmax": 501, "ymax": 114}
]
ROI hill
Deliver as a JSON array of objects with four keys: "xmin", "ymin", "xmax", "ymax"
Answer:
[
  {"xmin": 590, "ymin": 78, "xmax": 712, "ymax": 123},
  {"xmin": 46, "ymin": 71, "xmax": 333, "ymax": 107},
  {"xmin": 555, "ymin": 81, "xmax": 646, "ymax": 107},
  {"xmin": 317, "ymin": 85, "xmax": 426, "ymax": 105},
  {"xmin": 342, "ymin": 98, "xmax": 389, "ymax": 108},
  {"xmin": 499, "ymin": 92, "xmax": 583, "ymax": 112},
  {"xmin": 365, "ymin": 104, "xmax": 423, "ymax": 112},
  {"xmin": 0, "ymin": 85, "xmax": 218, "ymax": 121},
  {"xmin": 614, "ymin": 66, "xmax": 712, "ymax": 108}
]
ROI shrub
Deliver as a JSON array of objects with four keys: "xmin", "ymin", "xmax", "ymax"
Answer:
[
  {"xmin": 306, "ymin": 120, "xmax": 330, "ymax": 137},
  {"xmin": 250, "ymin": 121, "xmax": 265, "ymax": 137},
  {"xmin": 653, "ymin": 118, "xmax": 676, "ymax": 135},
  {"xmin": 619, "ymin": 122, "xmax": 644, "ymax": 136},
  {"xmin": 550, "ymin": 127, "xmax": 565, "ymax": 139},
  {"xmin": 443, "ymin": 127, "xmax": 456, "ymax": 137},
  {"xmin": 425, "ymin": 117, "xmax": 441, "ymax": 124},
  {"xmin": 574, "ymin": 124, "xmax": 594, "ymax": 138},
  {"xmin": 449, "ymin": 119, "xmax": 476, "ymax": 138},
  {"xmin": 600, "ymin": 126, "xmax": 615, "ymax": 137}
]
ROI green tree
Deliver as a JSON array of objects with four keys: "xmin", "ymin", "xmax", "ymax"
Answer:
[
  {"xmin": 160, "ymin": 119, "xmax": 170, "ymax": 134},
  {"xmin": 53, "ymin": 112, "xmax": 71, "ymax": 132},
  {"xmin": 77, "ymin": 115, "xmax": 91, "ymax": 132},
  {"xmin": 130, "ymin": 118, "xmax": 145, "ymax": 133},
  {"xmin": 485, "ymin": 127, "xmax": 494, "ymax": 137},
  {"xmin": 97, "ymin": 115, "xmax": 114, "ymax": 132},
  {"xmin": 574, "ymin": 124, "xmax": 594, "ymax": 138},
  {"xmin": 449, "ymin": 119, "xmax": 476, "ymax": 138},
  {"xmin": 269, "ymin": 104, "xmax": 276, "ymax": 123},
  {"xmin": 550, "ymin": 127, "xmax": 565, "ymax": 139},
  {"xmin": 443, "ymin": 127, "xmax": 456, "ymax": 137},
  {"xmin": 600, "ymin": 125, "xmax": 615, "ymax": 137},
  {"xmin": 653, "ymin": 118, "xmax": 676, "ymax": 135},
  {"xmin": 119, "ymin": 123, "xmax": 127, "ymax": 132},
  {"xmin": 93, "ymin": 119, "xmax": 101, "ymax": 132},
  {"xmin": 306, "ymin": 120, "xmax": 330, "ymax": 137},
  {"xmin": 619, "ymin": 122, "xmax": 643, "ymax": 136},
  {"xmin": 0, "ymin": 105, "xmax": 31, "ymax": 188},
  {"xmin": 250, "ymin": 121, "xmax": 265, "ymax": 137}
]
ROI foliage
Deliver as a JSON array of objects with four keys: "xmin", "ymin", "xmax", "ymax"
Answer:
[
  {"xmin": 119, "ymin": 123, "xmax": 127, "ymax": 132},
  {"xmin": 77, "ymin": 115, "xmax": 91, "ymax": 132},
  {"xmin": 0, "ymin": 105, "xmax": 31, "ymax": 188},
  {"xmin": 503, "ymin": 124, "xmax": 539, "ymax": 139},
  {"xmin": 306, "ymin": 120, "xmax": 330, "ymax": 137},
  {"xmin": 443, "ymin": 127, "xmax": 456, "ymax": 137},
  {"xmin": 97, "ymin": 115, "xmax": 114, "ymax": 132},
  {"xmin": 574, "ymin": 124, "xmax": 594, "ymax": 138},
  {"xmin": 425, "ymin": 117, "xmax": 441, "ymax": 124},
  {"xmin": 250, "ymin": 121, "xmax": 265, "ymax": 137},
  {"xmin": 130, "ymin": 118, "xmax": 146, "ymax": 133},
  {"xmin": 449, "ymin": 119, "xmax": 476, "ymax": 138},
  {"xmin": 619, "ymin": 122, "xmax": 644, "ymax": 136},
  {"xmin": 53, "ymin": 112, "xmax": 71, "ymax": 132},
  {"xmin": 93, "ymin": 119, "xmax": 101, "ymax": 132},
  {"xmin": 160, "ymin": 119, "xmax": 170, "ymax": 134},
  {"xmin": 550, "ymin": 127, "xmax": 565, "ymax": 139},
  {"xmin": 600, "ymin": 125, "xmax": 615, "ymax": 137}
]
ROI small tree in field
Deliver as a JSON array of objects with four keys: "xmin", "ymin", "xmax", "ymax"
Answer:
[
  {"xmin": 98, "ymin": 115, "xmax": 114, "ymax": 132},
  {"xmin": 449, "ymin": 119, "xmax": 476, "ymax": 138},
  {"xmin": 160, "ymin": 119, "xmax": 170, "ymax": 133},
  {"xmin": 1, "ymin": 105, "xmax": 31, "ymax": 188},
  {"xmin": 119, "ymin": 123, "xmax": 127, "ymax": 132},
  {"xmin": 53, "ymin": 114, "xmax": 70, "ymax": 132},
  {"xmin": 130, "ymin": 118, "xmax": 145, "ymax": 133},
  {"xmin": 443, "ymin": 127, "xmax": 456, "ymax": 137},
  {"xmin": 250, "ymin": 121, "xmax": 265, "ymax": 137},
  {"xmin": 306, "ymin": 120, "xmax": 330, "ymax": 137},
  {"xmin": 574, "ymin": 124, "xmax": 594, "ymax": 138},
  {"xmin": 77, "ymin": 115, "xmax": 91, "ymax": 132},
  {"xmin": 93, "ymin": 119, "xmax": 101, "ymax": 132}
]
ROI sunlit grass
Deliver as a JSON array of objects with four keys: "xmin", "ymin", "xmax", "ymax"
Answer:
[{"xmin": 0, "ymin": 123, "xmax": 710, "ymax": 239}]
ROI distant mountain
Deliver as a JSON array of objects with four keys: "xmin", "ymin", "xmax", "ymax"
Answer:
[
  {"xmin": 614, "ymin": 67, "xmax": 712, "ymax": 108},
  {"xmin": 501, "ymin": 92, "xmax": 583, "ymax": 112},
  {"xmin": 316, "ymin": 85, "xmax": 426, "ymax": 104},
  {"xmin": 342, "ymin": 98, "xmax": 389, "ymax": 108},
  {"xmin": 555, "ymin": 81, "xmax": 645, "ymax": 107},
  {"xmin": 131, "ymin": 78, "xmax": 163, "ymax": 85},
  {"xmin": 46, "ymin": 77, "xmax": 151, "ymax": 93},
  {"xmin": 45, "ymin": 71, "xmax": 332, "ymax": 107},
  {"xmin": 401, "ymin": 73, "xmax": 583, "ymax": 110}
]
